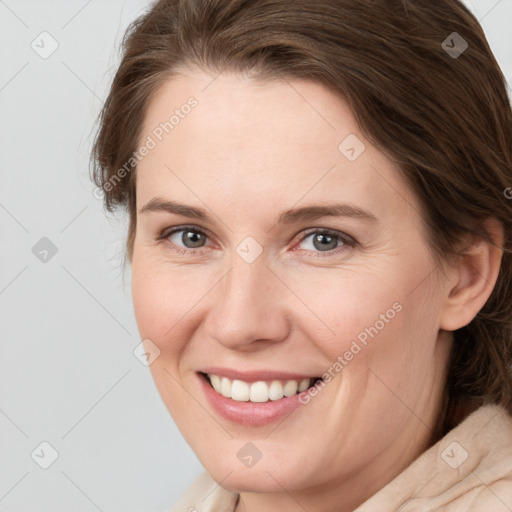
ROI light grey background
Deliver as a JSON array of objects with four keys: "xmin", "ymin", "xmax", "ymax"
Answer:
[{"xmin": 0, "ymin": 1, "xmax": 511, "ymax": 511}]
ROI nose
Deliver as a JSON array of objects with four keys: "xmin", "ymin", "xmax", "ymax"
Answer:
[{"xmin": 204, "ymin": 252, "xmax": 291, "ymax": 351}]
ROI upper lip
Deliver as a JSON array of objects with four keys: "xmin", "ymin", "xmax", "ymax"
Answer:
[{"xmin": 200, "ymin": 367, "xmax": 320, "ymax": 383}]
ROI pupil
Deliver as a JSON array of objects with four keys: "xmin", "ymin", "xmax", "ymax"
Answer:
[
  {"xmin": 313, "ymin": 234, "xmax": 337, "ymax": 251},
  {"xmin": 184, "ymin": 231, "xmax": 204, "ymax": 248}
]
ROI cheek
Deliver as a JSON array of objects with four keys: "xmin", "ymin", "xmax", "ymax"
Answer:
[
  {"xmin": 131, "ymin": 267, "xmax": 169, "ymax": 340},
  {"xmin": 284, "ymin": 265, "xmax": 406, "ymax": 349},
  {"xmin": 131, "ymin": 260, "xmax": 204, "ymax": 422},
  {"xmin": 286, "ymin": 259, "xmax": 441, "ymax": 376},
  {"xmin": 131, "ymin": 254, "xmax": 207, "ymax": 348}
]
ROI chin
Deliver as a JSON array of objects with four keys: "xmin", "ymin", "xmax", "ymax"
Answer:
[
  {"xmin": 197, "ymin": 444, "xmax": 315, "ymax": 494},
  {"xmin": 207, "ymin": 463, "xmax": 299, "ymax": 494}
]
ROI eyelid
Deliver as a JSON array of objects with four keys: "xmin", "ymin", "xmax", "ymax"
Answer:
[{"xmin": 160, "ymin": 224, "xmax": 210, "ymax": 241}]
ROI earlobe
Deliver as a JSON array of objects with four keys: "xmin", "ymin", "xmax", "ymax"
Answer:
[{"xmin": 439, "ymin": 218, "xmax": 504, "ymax": 332}]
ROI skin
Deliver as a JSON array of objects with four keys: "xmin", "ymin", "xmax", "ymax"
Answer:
[{"xmin": 130, "ymin": 69, "xmax": 502, "ymax": 512}]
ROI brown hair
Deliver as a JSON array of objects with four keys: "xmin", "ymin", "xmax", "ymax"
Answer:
[{"xmin": 91, "ymin": 0, "xmax": 512, "ymax": 433}]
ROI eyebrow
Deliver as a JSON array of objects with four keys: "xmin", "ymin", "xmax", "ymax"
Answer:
[{"xmin": 138, "ymin": 198, "xmax": 378, "ymax": 224}]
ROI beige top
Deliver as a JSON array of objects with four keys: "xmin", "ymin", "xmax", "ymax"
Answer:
[{"xmin": 168, "ymin": 404, "xmax": 512, "ymax": 511}]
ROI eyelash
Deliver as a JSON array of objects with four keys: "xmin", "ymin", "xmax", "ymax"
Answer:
[{"xmin": 158, "ymin": 225, "xmax": 357, "ymax": 258}]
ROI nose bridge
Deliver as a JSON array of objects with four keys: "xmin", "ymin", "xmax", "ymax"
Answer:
[
  {"xmin": 221, "ymin": 252, "xmax": 273, "ymax": 320},
  {"xmin": 206, "ymin": 249, "xmax": 289, "ymax": 348}
]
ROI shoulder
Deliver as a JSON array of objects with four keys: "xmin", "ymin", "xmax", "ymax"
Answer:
[
  {"xmin": 453, "ymin": 404, "xmax": 512, "ymax": 510},
  {"xmin": 167, "ymin": 472, "xmax": 238, "ymax": 512},
  {"xmin": 431, "ymin": 403, "xmax": 512, "ymax": 510}
]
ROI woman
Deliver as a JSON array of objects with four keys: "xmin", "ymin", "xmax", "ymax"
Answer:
[{"xmin": 91, "ymin": 1, "xmax": 512, "ymax": 510}]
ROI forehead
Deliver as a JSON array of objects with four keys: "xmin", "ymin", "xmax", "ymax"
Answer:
[{"xmin": 136, "ymin": 70, "xmax": 419, "ymax": 225}]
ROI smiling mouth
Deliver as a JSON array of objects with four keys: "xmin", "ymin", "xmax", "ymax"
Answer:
[{"xmin": 202, "ymin": 372, "xmax": 323, "ymax": 402}]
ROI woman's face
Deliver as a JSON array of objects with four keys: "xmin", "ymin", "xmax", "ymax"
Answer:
[{"xmin": 131, "ymin": 70, "xmax": 453, "ymax": 503}]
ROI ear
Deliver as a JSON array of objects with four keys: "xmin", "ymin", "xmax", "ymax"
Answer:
[{"xmin": 439, "ymin": 217, "xmax": 504, "ymax": 331}]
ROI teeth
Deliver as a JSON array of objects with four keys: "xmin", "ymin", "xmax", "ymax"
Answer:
[
  {"xmin": 249, "ymin": 381, "xmax": 268, "ymax": 402},
  {"xmin": 283, "ymin": 380, "xmax": 298, "ymax": 397},
  {"xmin": 207, "ymin": 374, "xmax": 313, "ymax": 402},
  {"xmin": 210, "ymin": 374, "xmax": 221, "ymax": 393},
  {"xmin": 221, "ymin": 377, "xmax": 232, "ymax": 398},
  {"xmin": 269, "ymin": 380, "xmax": 284, "ymax": 401},
  {"xmin": 298, "ymin": 378, "xmax": 310, "ymax": 392},
  {"xmin": 231, "ymin": 380, "xmax": 250, "ymax": 401}
]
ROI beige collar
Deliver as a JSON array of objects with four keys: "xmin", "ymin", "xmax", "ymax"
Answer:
[{"xmin": 356, "ymin": 403, "xmax": 512, "ymax": 511}]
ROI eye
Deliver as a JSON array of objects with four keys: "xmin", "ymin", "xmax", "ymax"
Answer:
[
  {"xmin": 160, "ymin": 225, "xmax": 210, "ymax": 254},
  {"xmin": 294, "ymin": 228, "xmax": 356, "ymax": 256},
  {"xmin": 158, "ymin": 225, "xmax": 356, "ymax": 258}
]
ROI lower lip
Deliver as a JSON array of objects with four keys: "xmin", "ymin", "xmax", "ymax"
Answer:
[{"xmin": 198, "ymin": 373, "xmax": 305, "ymax": 426}]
